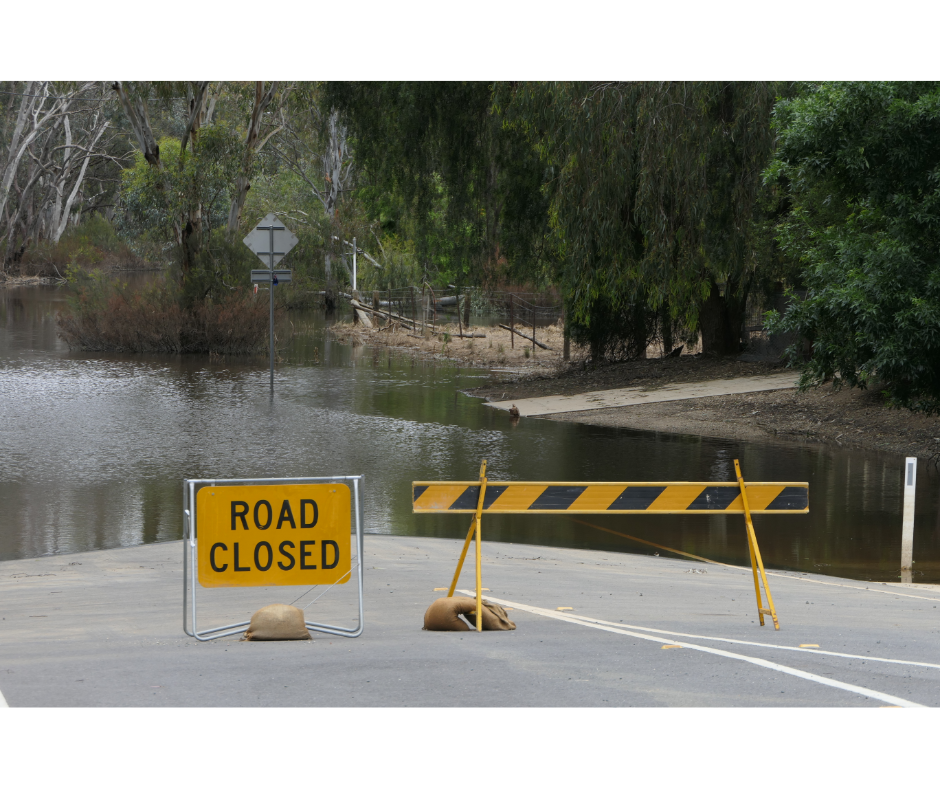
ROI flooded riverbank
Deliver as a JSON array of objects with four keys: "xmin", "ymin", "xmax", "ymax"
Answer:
[{"xmin": 2, "ymin": 282, "xmax": 938, "ymax": 582}]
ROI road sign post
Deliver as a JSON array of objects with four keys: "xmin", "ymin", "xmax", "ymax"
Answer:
[
  {"xmin": 243, "ymin": 213, "xmax": 299, "ymax": 389},
  {"xmin": 183, "ymin": 475, "xmax": 365, "ymax": 641}
]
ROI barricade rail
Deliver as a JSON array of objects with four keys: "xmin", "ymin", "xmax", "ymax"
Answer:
[{"xmin": 413, "ymin": 461, "xmax": 809, "ymax": 631}]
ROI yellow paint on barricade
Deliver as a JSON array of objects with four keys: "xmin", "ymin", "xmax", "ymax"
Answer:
[
  {"xmin": 197, "ymin": 483, "xmax": 351, "ymax": 588},
  {"xmin": 412, "ymin": 481, "xmax": 808, "ymax": 515},
  {"xmin": 413, "ymin": 462, "xmax": 809, "ymax": 631}
]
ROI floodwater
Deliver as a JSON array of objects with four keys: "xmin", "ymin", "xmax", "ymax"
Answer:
[{"xmin": 2, "ymin": 282, "xmax": 939, "ymax": 583}]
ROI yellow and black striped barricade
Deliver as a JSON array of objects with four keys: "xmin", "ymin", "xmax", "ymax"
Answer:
[{"xmin": 413, "ymin": 460, "xmax": 808, "ymax": 631}]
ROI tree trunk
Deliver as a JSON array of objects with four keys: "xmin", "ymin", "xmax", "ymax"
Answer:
[
  {"xmin": 226, "ymin": 82, "xmax": 278, "ymax": 239},
  {"xmin": 111, "ymin": 82, "xmax": 160, "ymax": 167},
  {"xmin": 699, "ymin": 280, "xmax": 747, "ymax": 356},
  {"xmin": 660, "ymin": 299, "xmax": 674, "ymax": 356}
]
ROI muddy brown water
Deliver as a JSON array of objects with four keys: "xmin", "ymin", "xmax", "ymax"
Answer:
[{"xmin": 2, "ymin": 282, "xmax": 939, "ymax": 583}]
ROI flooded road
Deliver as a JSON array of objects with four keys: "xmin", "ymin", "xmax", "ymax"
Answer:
[{"xmin": 2, "ymin": 282, "xmax": 939, "ymax": 582}]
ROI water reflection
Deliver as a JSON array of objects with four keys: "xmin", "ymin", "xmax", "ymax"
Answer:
[{"xmin": 1, "ymin": 282, "xmax": 938, "ymax": 582}]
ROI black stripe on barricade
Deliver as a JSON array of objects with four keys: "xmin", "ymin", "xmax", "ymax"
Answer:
[
  {"xmin": 482, "ymin": 486, "xmax": 508, "ymax": 509},
  {"xmin": 530, "ymin": 486, "xmax": 588, "ymax": 510},
  {"xmin": 766, "ymin": 486, "xmax": 809, "ymax": 510},
  {"xmin": 413, "ymin": 485, "xmax": 428, "ymax": 502},
  {"xmin": 448, "ymin": 486, "xmax": 479, "ymax": 510},
  {"xmin": 448, "ymin": 485, "xmax": 510, "ymax": 511},
  {"xmin": 687, "ymin": 486, "xmax": 742, "ymax": 510},
  {"xmin": 608, "ymin": 486, "xmax": 667, "ymax": 510}
]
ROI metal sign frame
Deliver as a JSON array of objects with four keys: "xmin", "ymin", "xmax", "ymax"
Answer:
[
  {"xmin": 414, "ymin": 460, "xmax": 808, "ymax": 631},
  {"xmin": 183, "ymin": 475, "xmax": 365, "ymax": 641}
]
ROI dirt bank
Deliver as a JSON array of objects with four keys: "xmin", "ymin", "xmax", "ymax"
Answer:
[
  {"xmin": 328, "ymin": 319, "xmax": 585, "ymax": 370},
  {"xmin": 330, "ymin": 319, "xmax": 940, "ymax": 461},
  {"xmin": 468, "ymin": 354, "xmax": 940, "ymax": 461}
]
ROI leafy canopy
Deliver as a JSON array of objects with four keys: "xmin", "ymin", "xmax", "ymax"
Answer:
[{"xmin": 766, "ymin": 82, "xmax": 940, "ymax": 412}]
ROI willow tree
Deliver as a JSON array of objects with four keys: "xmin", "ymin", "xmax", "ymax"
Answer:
[
  {"xmin": 322, "ymin": 82, "xmax": 546, "ymax": 288},
  {"xmin": 502, "ymin": 81, "xmax": 782, "ymax": 358}
]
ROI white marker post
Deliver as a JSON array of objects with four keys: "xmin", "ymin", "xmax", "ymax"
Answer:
[{"xmin": 900, "ymin": 456, "xmax": 917, "ymax": 583}]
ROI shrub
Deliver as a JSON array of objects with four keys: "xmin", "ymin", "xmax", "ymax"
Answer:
[
  {"xmin": 57, "ymin": 270, "xmax": 270, "ymax": 355},
  {"xmin": 19, "ymin": 214, "xmax": 142, "ymax": 277}
]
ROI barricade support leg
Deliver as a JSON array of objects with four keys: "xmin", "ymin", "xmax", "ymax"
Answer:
[
  {"xmin": 473, "ymin": 461, "xmax": 488, "ymax": 632},
  {"xmin": 448, "ymin": 519, "xmax": 477, "ymax": 598},
  {"xmin": 735, "ymin": 459, "xmax": 780, "ymax": 630}
]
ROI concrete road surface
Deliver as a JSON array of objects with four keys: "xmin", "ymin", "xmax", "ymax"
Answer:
[
  {"xmin": 0, "ymin": 535, "xmax": 937, "ymax": 707},
  {"xmin": 484, "ymin": 373, "xmax": 800, "ymax": 417}
]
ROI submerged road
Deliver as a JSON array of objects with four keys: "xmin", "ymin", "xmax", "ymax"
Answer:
[
  {"xmin": 0, "ymin": 535, "xmax": 937, "ymax": 707},
  {"xmin": 483, "ymin": 373, "xmax": 800, "ymax": 416}
]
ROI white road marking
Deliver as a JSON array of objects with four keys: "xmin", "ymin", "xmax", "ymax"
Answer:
[
  {"xmin": 459, "ymin": 591, "xmax": 927, "ymax": 708},
  {"xmin": 553, "ymin": 611, "xmax": 940, "ymax": 671}
]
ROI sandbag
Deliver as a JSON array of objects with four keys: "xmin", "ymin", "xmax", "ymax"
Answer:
[
  {"xmin": 423, "ymin": 596, "xmax": 475, "ymax": 631},
  {"xmin": 423, "ymin": 597, "xmax": 516, "ymax": 631},
  {"xmin": 242, "ymin": 603, "xmax": 312, "ymax": 641},
  {"xmin": 465, "ymin": 600, "xmax": 516, "ymax": 631}
]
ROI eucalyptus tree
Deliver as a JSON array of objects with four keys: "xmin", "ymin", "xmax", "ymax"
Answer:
[
  {"xmin": 269, "ymin": 85, "xmax": 355, "ymax": 296},
  {"xmin": 1, "ymin": 81, "xmax": 120, "ymax": 268},
  {"xmin": 110, "ymin": 81, "xmax": 285, "ymax": 280}
]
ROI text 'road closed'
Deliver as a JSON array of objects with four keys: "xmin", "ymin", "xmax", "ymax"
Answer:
[{"xmin": 196, "ymin": 483, "xmax": 351, "ymax": 588}]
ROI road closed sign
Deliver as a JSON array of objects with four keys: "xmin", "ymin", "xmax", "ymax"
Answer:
[{"xmin": 196, "ymin": 483, "xmax": 351, "ymax": 588}]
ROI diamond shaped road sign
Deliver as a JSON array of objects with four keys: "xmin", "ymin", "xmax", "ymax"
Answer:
[{"xmin": 243, "ymin": 213, "xmax": 299, "ymax": 268}]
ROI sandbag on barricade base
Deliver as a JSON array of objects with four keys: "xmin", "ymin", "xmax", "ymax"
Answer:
[
  {"xmin": 242, "ymin": 604, "xmax": 312, "ymax": 641},
  {"xmin": 424, "ymin": 596, "xmax": 474, "ymax": 631},
  {"xmin": 423, "ymin": 597, "xmax": 516, "ymax": 631},
  {"xmin": 465, "ymin": 599, "xmax": 516, "ymax": 631}
]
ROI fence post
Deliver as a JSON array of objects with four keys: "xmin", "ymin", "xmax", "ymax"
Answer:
[
  {"xmin": 901, "ymin": 456, "xmax": 917, "ymax": 583},
  {"xmin": 563, "ymin": 304, "xmax": 570, "ymax": 361},
  {"xmin": 509, "ymin": 294, "xmax": 514, "ymax": 349}
]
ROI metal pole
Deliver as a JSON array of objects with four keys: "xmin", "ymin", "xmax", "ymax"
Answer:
[
  {"xmin": 352, "ymin": 236, "xmax": 357, "ymax": 293},
  {"xmin": 901, "ymin": 457, "xmax": 917, "ymax": 582},
  {"xmin": 269, "ymin": 227, "xmax": 275, "ymax": 389}
]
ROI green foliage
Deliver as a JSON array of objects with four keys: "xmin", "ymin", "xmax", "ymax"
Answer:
[
  {"xmin": 120, "ymin": 128, "xmax": 240, "ymax": 246},
  {"xmin": 356, "ymin": 235, "xmax": 423, "ymax": 292},
  {"xmin": 323, "ymin": 82, "xmax": 547, "ymax": 287},
  {"xmin": 501, "ymin": 82, "xmax": 782, "ymax": 359},
  {"xmin": 19, "ymin": 214, "xmax": 140, "ymax": 276},
  {"xmin": 175, "ymin": 229, "xmax": 257, "ymax": 305},
  {"xmin": 766, "ymin": 82, "xmax": 940, "ymax": 413}
]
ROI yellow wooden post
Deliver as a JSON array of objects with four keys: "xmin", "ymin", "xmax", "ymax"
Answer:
[
  {"xmin": 745, "ymin": 525, "xmax": 765, "ymax": 627},
  {"xmin": 734, "ymin": 459, "xmax": 780, "ymax": 630},
  {"xmin": 447, "ymin": 519, "xmax": 477, "ymax": 598},
  {"xmin": 473, "ymin": 460, "xmax": 487, "ymax": 632}
]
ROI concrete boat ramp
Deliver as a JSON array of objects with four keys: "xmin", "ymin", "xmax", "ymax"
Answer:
[
  {"xmin": 484, "ymin": 373, "xmax": 800, "ymax": 416},
  {"xmin": 1, "ymin": 535, "xmax": 938, "ymax": 707}
]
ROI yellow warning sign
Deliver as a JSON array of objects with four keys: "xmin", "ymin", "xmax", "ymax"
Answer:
[{"xmin": 196, "ymin": 483, "xmax": 351, "ymax": 588}]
